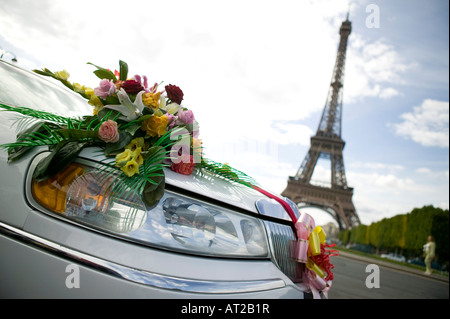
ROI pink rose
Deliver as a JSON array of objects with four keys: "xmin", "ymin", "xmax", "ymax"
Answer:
[
  {"xmin": 98, "ymin": 120, "xmax": 120, "ymax": 143},
  {"xmin": 94, "ymin": 79, "xmax": 117, "ymax": 99},
  {"xmin": 177, "ymin": 108, "xmax": 195, "ymax": 124}
]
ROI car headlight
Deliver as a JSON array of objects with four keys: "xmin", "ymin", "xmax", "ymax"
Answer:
[{"xmin": 28, "ymin": 155, "xmax": 269, "ymax": 258}]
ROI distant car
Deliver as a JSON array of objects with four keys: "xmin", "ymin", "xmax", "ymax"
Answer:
[
  {"xmin": 0, "ymin": 59, "xmax": 312, "ymax": 298},
  {"xmin": 408, "ymin": 258, "xmax": 444, "ymax": 272},
  {"xmin": 380, "ymin": 253, "xmax": 406, "ymax": 263},
  {"xmin": 407, "ymin": 257, "xmax": 426, "ymax": 267}
]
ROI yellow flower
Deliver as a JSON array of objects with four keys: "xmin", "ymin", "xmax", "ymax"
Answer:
[
  {"xmin": 132, "ymin": 147, "xmax": 144, "ymax": 166},
  {"xmin": 73, "ymin": 83, "xmax": 84, "ymax": 93},
  {"xmin": 141, "ymin": 114, "xmax": 169, "ymax": 137},
  {"xmin": 115, "ymin": 147, "xmax": 143, "ymax": 177},
  {"xmin": 115, "ymin": 149, "xmax": 133, "ymax": 167},
  {"xmin": 125, "ymin": 137, "xmax": 145, "ymax": 152},
  {"xmin": 74, "ymin": 83, "xmax": 96, "ymax": 100},
  {"xmin": 84, "ymin": 87, "xmax": 95, "ymax": 97},
  {"xmin": 54, "ymin": 69, "xmax": 70, "ymax": 81},
  {"xmin": 89, "ymin": 94, "xmax": 104, "ymax": 115},
  {"xmin": 121, "ymin": 159, "xmax": 140, "ymax": 177},
  {"xmin": 142, "ymin": 92, "xmax": 161, "ymax": 110}
]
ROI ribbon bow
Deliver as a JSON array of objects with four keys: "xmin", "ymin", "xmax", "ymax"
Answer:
[
  {"xmin": 292, "ymin": 213, "xmax": 339, "ymax": 298},
  {"xmin": 249, "ymin": 186, "xmax": 338, "ymax": 298}
]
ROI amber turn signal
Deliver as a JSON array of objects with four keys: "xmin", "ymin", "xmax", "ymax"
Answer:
[{"xmin": 31, "ymin": 163, "xmax": 85, "ymax": 213}]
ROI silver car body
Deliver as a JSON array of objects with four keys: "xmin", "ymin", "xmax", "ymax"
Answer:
[{"xmin": 0, "ymin": 60, "xmax": 308, "ymax": 298}]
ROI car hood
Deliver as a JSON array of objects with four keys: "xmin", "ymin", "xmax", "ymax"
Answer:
[{"xmin": 0, "ymin": 111, "xmax": 18, "ymax": 146}]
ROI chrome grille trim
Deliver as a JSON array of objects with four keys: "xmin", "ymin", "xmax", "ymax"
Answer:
[{"xmin": 264, "ymin": 221, "xmax": 299, "ymax": 282}]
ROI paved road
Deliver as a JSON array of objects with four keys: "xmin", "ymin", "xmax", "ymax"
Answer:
[{"xmin": 328, "ymin": 252, "xmax": 449, "ymax": 299}]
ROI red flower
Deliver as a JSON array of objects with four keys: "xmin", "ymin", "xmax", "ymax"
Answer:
[
  {"xmin": 165, "ymin": 84, "xmax": 184, "ymax": 104},
  {"xmin": 171, "ymin": 154, "xmax": 195, "ymax": 175},
  {"xmin": 121, "ymin": 79, "xmax": 144, "ymax": 95}
]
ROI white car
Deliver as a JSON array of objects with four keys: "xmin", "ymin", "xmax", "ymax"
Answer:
[
  {"xmin": 0, "ymin": 59, "xmax": 313, "ymax": 299},
  {"xmin": 380, "ymin": 253, "xmax": 406, "ymax": 263}
]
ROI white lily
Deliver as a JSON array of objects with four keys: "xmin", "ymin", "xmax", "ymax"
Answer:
[{"xmin": 104, "ymin": 88, "xmax": 146, "ymax": 121}]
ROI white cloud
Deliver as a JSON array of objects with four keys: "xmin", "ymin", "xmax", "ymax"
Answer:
[
  {"xmin": 271, "ymin": 122, "xmax": 314, "ymax": 146},
  {"xmin": 349, "ymin": 161, "xmax": 405, "ymax": 172},
  {"xmin": 346, "ymin": 161, "xmax": 449, "ymax": 224},
  {"xmin": 360, "ymin": 40, "xmax": 411, "ymax": 82},
  {"xmin": 345, "ymin": 35, "xmax": 412, "ymax": 102},
  {"xmin": 348, "ymin": 170, "xmax": 420, "ymax": 195},
  {"xmin": 379, "ymin": 87, "xmax": 400, "ymax": 99},
  {"xmin": 393, "ymin": 99, "xmax": 449, "ymax": 148},
  {"xmin": 416, "ymin": 167, "xmax": 432, "ymax": 174}
]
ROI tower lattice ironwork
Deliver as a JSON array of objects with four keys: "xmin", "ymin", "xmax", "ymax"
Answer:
[{"xmin": 282, "ymin": 16, "xmax": 360, "ymax": 230}]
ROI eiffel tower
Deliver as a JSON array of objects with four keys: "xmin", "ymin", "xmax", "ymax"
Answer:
[{"xmin": 282, "ymin": 15, "xmax": 360, "ymax": 230}]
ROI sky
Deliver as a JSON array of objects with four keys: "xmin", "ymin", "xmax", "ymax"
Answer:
[{"xmin": 1, "ymin": 0, "xmax": 448, "ymax": 227}]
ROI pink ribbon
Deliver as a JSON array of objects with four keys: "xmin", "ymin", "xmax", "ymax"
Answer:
[
  {"xmin": 303, "ymin": 270, "xmax": 332, "ymax": 299},
  {"xmin": 291, "ymin": 213, "xmax": 315, "ymax": 262},
  {"xmin": 250, "ymin": 185, "xmax": 337, "ymax": 298},
  {"xmin": 292, "ymin": 213, "xmax": 337, "ymax": 298}
]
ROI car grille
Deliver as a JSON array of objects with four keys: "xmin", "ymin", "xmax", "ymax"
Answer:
[{"xmin": 264, "ymin": 221, "xmax": 299, "ymax": 282}]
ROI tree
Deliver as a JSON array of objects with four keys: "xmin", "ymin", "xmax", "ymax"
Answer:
[{"xmin": 339, "ymin": 205, "xmax": 449, "ymax": 264}]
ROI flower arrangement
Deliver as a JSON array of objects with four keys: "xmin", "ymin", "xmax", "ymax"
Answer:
[
  {"xmin": 1, "ymin": 60, "xmax": 266, "ymax": 209},
  {"xmin": 1, "ymin": 60, "xmax": 208, "ymax": 208}
]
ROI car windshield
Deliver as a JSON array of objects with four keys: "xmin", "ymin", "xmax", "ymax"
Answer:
[{"xmin": 0, "ymin": 61, "xmax": 92, "ymax": 117}]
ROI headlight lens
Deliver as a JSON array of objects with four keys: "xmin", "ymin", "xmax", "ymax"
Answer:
[
  {"xmin": 65, "ymin": 171, "xmax": 147, "ymax": 233},
  {"xmin": 137, "ymin": 193, "xmax": 268, "ymax": 257},
  {"xmin": 29, "ymin": 159, "xmax": 269, "ymax": 258}
]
